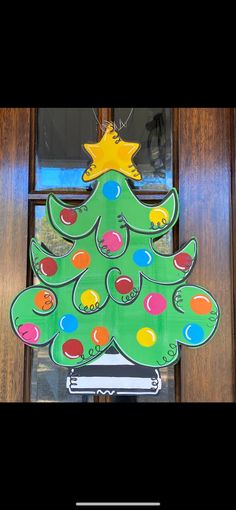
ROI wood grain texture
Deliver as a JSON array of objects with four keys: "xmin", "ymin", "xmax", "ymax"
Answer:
[
  {"xmin": 178, "ymin": 108, "xmax": 234, "ymax": 401},
  {"xmin": 0, "ymin": 108, "xmax": 30, "ymax": 401},
  {"xmin": 98, "ymin": 108, "xmax": 113, "ymax": 140},
  {"xmin": 232, "ymin": 109, "xmax": 236, "ymax": 400}
]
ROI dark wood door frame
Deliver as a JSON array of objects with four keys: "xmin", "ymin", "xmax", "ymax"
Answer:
[
  {"xmin": 178, "ymin": 108, "xmax": 235, "ymax": 401},
  {"xmin": 0, "ymin": 108, "xmax": 30, "ymax": 401}
]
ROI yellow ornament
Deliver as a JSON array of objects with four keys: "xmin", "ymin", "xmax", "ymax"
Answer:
[
  {"xmin": 149, "ymin": 207, "xmax": 169, "ymax": 227},
  {"xmin": 136, "ymin": 327, "xmax": 157, "ymax": 347},
  {"xmin": 81, "ymin": 289, "xmax": 100, "ymax": 308},
  {"xmin": 82, "ymin": 123, "xmax": 141, "ymax": 182}
]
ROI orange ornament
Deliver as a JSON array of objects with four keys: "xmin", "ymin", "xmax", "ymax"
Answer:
[
  {"xmin": 91, "ymin": 326, "xmax": 110, "ymax": 346},
  {"xmin": 71, "ymin": 250, "xmax": 91, "ymax": 269},
  {"xmin": 34, "ymin": 290, "xmax": 54, "ymax": 311},
  {"xmin": 190, "ymin": 294, "xmax": 212, "ymax": 315}
]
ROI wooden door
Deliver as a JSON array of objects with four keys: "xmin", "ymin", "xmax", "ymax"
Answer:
[
  {"xmin": 0, "ymin": 108, "xmax": 234, "ymax": 402},
  {"xmin": 178, "ymin": 109, "xmax": 235, "ymax": 401}
]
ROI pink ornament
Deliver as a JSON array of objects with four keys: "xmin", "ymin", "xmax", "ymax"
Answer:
[
  {"xmin": 102, "ymin": 230, "xmax": 123, "ymax": 252},
  {"xmin": 18, "ymin": 323, "xmax": 40, "ymax": 344},
  {"xmin": 144, "ymin": 293, "xmax": 167, "ymax": 315}
]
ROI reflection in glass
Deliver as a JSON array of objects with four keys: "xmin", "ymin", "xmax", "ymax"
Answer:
[
  {"xmin": 35, "ymin": 108, "xmax": 172, "ymax": 192},
  {"xmin": 30, "ymin": 206, "xmax": 175, "ymax": 402},
  {"xmin": 35, "ymin": 108, "xmax": 97, "ymax": 191},
  {"xmin": 114, "ymin": 108, "xmax": 172, "ymax": 190},
  {"xmin": 31, "ymin": 206, "xmax": 92, "ymax": 402}
]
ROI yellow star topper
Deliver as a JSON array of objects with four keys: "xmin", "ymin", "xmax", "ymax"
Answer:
[{"xmin": 82, "ymin": 123, "xmax": 142, "ymax": 182}]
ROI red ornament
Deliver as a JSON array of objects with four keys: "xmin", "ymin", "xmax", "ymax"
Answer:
[
  {"xmin": 60, "ymin": 208, "xmax": 77, "ymax": 225},
  {"xmin": 115, "ymin": 275, "xmax": 134, "ymax": 294},
  {"xmin": 39, "ymin": 257, "xmax": 58, "ymax": 276},
  {"xmin": 173, "ymin": 253, "xmax": 193, "ymax": 272},
  {"xmin": 62, "ymin": 339, "xmax": 84, "ymax": 359}
]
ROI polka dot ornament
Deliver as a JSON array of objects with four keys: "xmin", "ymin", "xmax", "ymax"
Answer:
[
  {"xmin": 60, "ymin": 208, "xmax": 77, "ymax": 225},
  {"xmin": 18, "ymin": 323, "xmax": 40, "ymax": 344},
  {"xmin": 62, "ymin": 339, "xmax": 84, "ymax": 359},
  {"xmin": 173, "ymin": 253, "xmax": 193, "ymax": 272},
  {"xmin": 144, "ymin": 293, "xmax": 167, "ymax": 315},
  {"xmin": 71, "ymin": 250, "xmax": 91, "ymax": 269},
  {"xmin": 149, "ymin": 206, "xmax": 169, "ymax": 227},
  {"xmin": 136, "ymin": 327, "xmax": 157, "ymax": 347},
  {"xmin": 190, "ymin": 294, "xmax": 212, "ymax": 315},
  {"xmin": 182, "ymin": 323, "xmax": 204, "ymax": 344},
  {"xmin": 115, "ymin": 276, "xmax": 134, "ymax": 294},
  {"xmin": 91, "ymin": 326, "xmax": 110, "ymax": 346},
  {"xmin": 39, "ymin": 257, "xmax": 58, "ymax": 277},
  {"xmin": 59, "ymin": 314, "xmax": 78, "ymax": 333},
  {"xmin": 81, "ymin": 289, "xmax": 100, "ymax": 308},
  {"xmin": 133, "ymin": 249, "xmax": 153, "ymax": 267},
  {"xmin": 102, "ymin": 231, "xmax": 123, "ymax": 252},
  {"xmin": 34, "ymin": 289, "xmax": 55, "ymax": 311},
  {"xmin": 102, "ymin": 181, "xmax": 121, "ymax": 200}
]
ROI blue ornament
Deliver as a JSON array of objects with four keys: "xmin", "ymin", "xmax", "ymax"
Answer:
[
  {"xmin": 133, "ymin": 249, "xmax": 153, "ymax": 267},
  {"xmin": 59, "ymin": 314, "xmax": 78, "ymax": 333},
  {"xmin": 102, "ymin": 181, "xmax": 121, "ymax": 200},
  {"xmin": 183, "ymin": 323, "xmax": 204, "ymax": 344}
]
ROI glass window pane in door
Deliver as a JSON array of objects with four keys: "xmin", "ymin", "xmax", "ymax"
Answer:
[
  {"xmin": 30, "ymin": 206, "xmax": 94, "ymax": 402},
  {"xmin": 114, "ymin": 108, "xmax": 172, "ymax": 190},
  {"xmin": 35, "ymin": 108, "xmax": 97, "ymax": 191}
]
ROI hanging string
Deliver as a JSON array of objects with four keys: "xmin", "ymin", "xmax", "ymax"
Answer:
[{"xmin": 92, "ymin": 108, "xmax": 134, "ymax": 133}]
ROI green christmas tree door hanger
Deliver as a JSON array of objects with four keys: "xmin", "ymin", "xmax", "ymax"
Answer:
[{"xmin": 10, "ymin": 123, "xmax": 220, "ymax": 397}]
